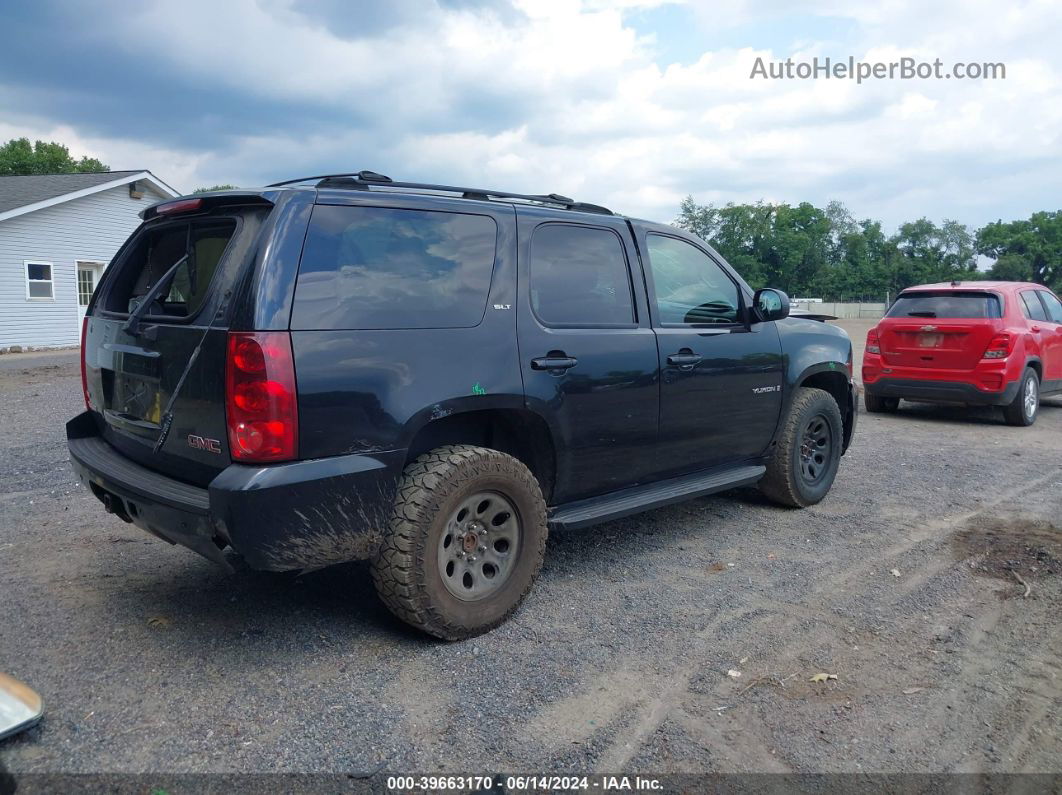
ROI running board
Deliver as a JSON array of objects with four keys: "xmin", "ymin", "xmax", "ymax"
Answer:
[{"xmin": 548, "ymin": 464, "xmax": 766, "ymax": 531}]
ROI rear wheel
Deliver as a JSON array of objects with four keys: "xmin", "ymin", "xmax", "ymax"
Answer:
[
  {"xmin": 760, "ymin": 387, "xmax": 844, "ymax": 508},
  {"xmin": 1002, "ymin": 368, "xmax": 1039, "ymax": 427},
  {"xmin": 371, "ymin": 445, "xmax": 547, "ymax": 640},
  {"xmin": 864, "ymin": 393, "xmax": 899, "ymax": 413}
]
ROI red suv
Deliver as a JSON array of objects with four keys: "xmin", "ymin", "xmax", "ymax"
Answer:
[{"xmin": 862, "ymin": 281, "xmax": 1062, "ymax": 426}]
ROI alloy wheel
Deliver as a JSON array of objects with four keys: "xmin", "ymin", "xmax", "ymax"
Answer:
[{"xmin": 1024, "ymin": 375, "xmax": 1038, "ymax": 420}]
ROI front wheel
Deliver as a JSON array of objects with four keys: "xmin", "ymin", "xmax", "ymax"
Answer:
[
  {"xmin": 1002, "ymin": 368, "xmax": 1039, "ymax": 427},
  {"xmin": 371, "ymin": 445, "xmax": 548, "ymax": 640},
  {"xmin": 759, "ymin": 387, "xmax": 844, "ymax": 508}
]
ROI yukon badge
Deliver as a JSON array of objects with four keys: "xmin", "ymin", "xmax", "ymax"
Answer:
[
  {"xmin": 752, "ymin": 385, "xmax": 781, "ymax": 394},
  {"xmin": 187, "ymin": 434, "xmax": 222, "ymax": 454}
]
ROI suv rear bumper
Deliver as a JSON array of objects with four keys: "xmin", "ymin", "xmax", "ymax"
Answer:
[
  {"xmin": 863, "ymin": 377, "xmax": 1020, "ymax": 406},
  {"xmin": 67, "ymin": 411, "xmax": 403, "ymax": 571}
]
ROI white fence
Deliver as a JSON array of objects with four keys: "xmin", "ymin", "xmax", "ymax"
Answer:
[{"xmin": 792, "ymin": 301, "xmax": 886, "ymax": 319}]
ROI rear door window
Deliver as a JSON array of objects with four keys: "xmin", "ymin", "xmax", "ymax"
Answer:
[
  {"xmin": 886, "ymin": 292, "xmax": 1001, "ymax": 319},
  {"xmin": 292, "ymin": 205, "xmax": 498, "ymax": 330},
  {"xmin": 529, "ymin": 223, "xmax": 635, "ymax": 327},
  {"xmin": 1037, "ymin": 290, "xmax": 1062, "ymax": 323},
  {"xmin": 1020, "ymin": 291, "xmax": 1049, "ymax": 321}
]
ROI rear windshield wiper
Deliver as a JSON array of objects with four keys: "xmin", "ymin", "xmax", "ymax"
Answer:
[
  {"xmin": 905, "ymin": 311, "xmax": 937, "ymax": 317},
  {"xmin": 123, "ymin": 253, "xmax": 189, "ymax": 336}
]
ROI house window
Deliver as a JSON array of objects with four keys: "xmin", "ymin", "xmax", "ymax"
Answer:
[{"xmin": 25, "ymin": 261, "xmax": 54, "ymax": 300}]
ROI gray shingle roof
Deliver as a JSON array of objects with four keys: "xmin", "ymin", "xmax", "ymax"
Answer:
[{"xmin": 0, "ymin": 171, "xmax": 145, "ymax": 214}]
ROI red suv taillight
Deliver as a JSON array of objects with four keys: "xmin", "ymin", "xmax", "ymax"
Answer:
[
  {"xmin": 982, "ymin": 333, "xmax": 1012, "ymax": 359},
  {"xmin": 80, "ymin": 316, "xmax": 91, "ymax": 410},
  {"xmin": 225, "ymin": 331, "xmax": 298, "ymax": 462},
  {"xmin": 866, "ymin": 328, "xmax": 881, "ymax": 355}
]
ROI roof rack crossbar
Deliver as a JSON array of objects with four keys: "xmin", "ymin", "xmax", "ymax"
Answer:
[{"xmin": 265, "ymin": 171, "xmax": 613, "ymax": 215}]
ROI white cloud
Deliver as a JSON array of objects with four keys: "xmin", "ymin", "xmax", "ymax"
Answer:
[
  {"xmin": 3, "ymin": 0, "xmax": 1060, "ymax": 227},
  {"xmin": 0, "ymin": 117, "xmax": 202, "ymax": 194}
]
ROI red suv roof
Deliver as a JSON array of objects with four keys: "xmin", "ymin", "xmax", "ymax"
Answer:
[{"xmin": 905, "ymin": 280, "xmax": 1036, "ymax": 292}]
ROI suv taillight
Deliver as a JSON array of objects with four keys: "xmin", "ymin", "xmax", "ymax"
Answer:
[
  {"xmin": 225, "ymin": 331, "xmax": 298, "ymax": 462},
  {"xmin": 982, "ymin": 333, "xmax": 1012, "ymax": 359},
  {"xmin": 866, "ymin": 329, "xmax": 881, "ymax": 355},
  {"xmin": 80, "ymin": 316, "xmax": 91, "ymax": 410}
]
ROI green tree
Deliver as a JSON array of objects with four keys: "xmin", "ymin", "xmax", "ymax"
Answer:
[
  {"xmin": 675, "ymin": 195, "xmax": 718, "ymax": 241},
  {"xmin": 889, "ymin": 218, "xmax": 977, "ymax": 291},
  {"xmin": 675, "ymin": 197, "xmax": 984, "ymax": 300},
  {"xmin": 0, "ymin": 137, "xmax": 109, "ymax": 175},
  {"xmin": 193, "ymin": 184, "xmax": 238, "ymax": 193},
  {"xmin": 985, "ymin": 253, "xmax": 1033, "ymax": 282},
  {"xmin": 676, "ymin": 198, "xmax": 844, "ymax": 296},
  {"xmin": 976, "ymin": 211, "xmax": 1062, "ymax": 290}
]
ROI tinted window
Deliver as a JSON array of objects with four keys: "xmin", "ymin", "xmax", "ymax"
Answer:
[
  {"xmin": 1038, "ymin": 290, "xmax": 1062, "ymax": 323},
  {"xmin": 886, "ymin": 292, "xmax": 1001, "ymax": 319},
  {"xmin": 1020, "ymin": 291, "xmax": 1049, "ymax": 321},
  {"xmin": 646, "ymin": 234, "xmax": 740, "ymax": 324},
  {"xmin": 529, "ymin": 224, "xmax": 634, "ymax": 326},
  {"xmin": 293, "ymin": 205, "xmax": 497, "ymax": 330}
]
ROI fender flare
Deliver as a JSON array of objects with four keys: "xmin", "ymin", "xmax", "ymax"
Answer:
[
  {"xmin": 398, "ymin": 392, "xmax": 529, "ymax": 450},
  {"xmin": 790, "ymin": 361, "xmax": 856, "ymax": 454},
  {"xmin": 1022, "ymin": 355, "xmax": 1043, "ymax": 379}
]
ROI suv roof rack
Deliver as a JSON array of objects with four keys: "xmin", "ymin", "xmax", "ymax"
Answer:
[{"xmin": 265, "ymin": 170, "xmax": 614, "ymax": 215}]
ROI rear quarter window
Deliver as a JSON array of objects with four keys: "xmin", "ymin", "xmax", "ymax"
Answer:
[
  {"xmin": 1037, "ymin": 290, "xmax": 1062, "ymax": 323},
  {"xmin": 886, "ymin": 292, "xmax": 1001, "ymax": 319},
  {"xmin": 1020, "ymin": 291, "xmax": 1049, "ymax": 321},
  {"xmin": 291, "ymin": 205, "xmax": 498, "ymax": 330}
]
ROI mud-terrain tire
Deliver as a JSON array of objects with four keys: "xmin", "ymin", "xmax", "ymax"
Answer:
[
  {"xmin": 371, "ymin": 444, "xmax": 548, "ymax": 640},
  {"xmin": 759, "ymin": 387, "xmax": 844, "ymax": 508},
  {"xmin": 864, "ymin": 393, "xmax": 899, "ymax": 413},
  {"xmin": 1002, "ymin": 367, "xmax": 1039, "ymax": 427}
]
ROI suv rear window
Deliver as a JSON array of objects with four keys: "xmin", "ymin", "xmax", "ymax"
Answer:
[
  {"xmin": 886, "ymin": 291, "xmax": 1001, "ymax": 319},
  {"xmin": 104, "ymin": 220, "xmax": 237, "ymax": 317},
  {"xmin": 292, "ymin": 205, "xmax": 498, "ymax": 330}
]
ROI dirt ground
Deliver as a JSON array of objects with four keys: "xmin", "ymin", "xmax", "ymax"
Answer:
[{"xmin": 0, "ymin": 321, "xmax": 1059, "ymax": 778}]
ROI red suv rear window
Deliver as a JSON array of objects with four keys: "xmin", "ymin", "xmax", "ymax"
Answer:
[{"xmin": 886, "ymin": 291, "xmax": 1001, "ymax": 319}]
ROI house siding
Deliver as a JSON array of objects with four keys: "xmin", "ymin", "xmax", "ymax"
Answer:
[{"xmin": 0, "ymin": 184, "xmax": 168, "ymax": 348}]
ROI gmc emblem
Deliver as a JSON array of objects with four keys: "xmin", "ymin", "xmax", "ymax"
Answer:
[{"xmin": 187, "ymin": 434, "xmax": 222, "ymax": 454}]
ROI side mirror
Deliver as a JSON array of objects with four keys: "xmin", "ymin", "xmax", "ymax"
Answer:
[
  {"xmin": 0, "ymin": 672, "xmax": 42, "ymax": 740},
  {"xmin": 753, "ymin": 288, "xmax": 790, "ymax": 322}
]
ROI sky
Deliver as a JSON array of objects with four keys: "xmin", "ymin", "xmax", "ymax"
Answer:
[{"xmin": 1, "ymin": 0, "xmax": 1059, "ymax": 230}]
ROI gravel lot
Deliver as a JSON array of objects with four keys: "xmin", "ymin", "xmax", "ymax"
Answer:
[{"xmin": 1, "ymin": 321, "xmax": 1060, "ymax": 778}]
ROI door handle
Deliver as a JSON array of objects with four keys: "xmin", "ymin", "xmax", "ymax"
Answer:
[
  {"xmin": 531, "ymin": 354, "xmax": 578, "ymax": 372},
  {"xmin": 1030, "ymin": 326, "xmax": 1042, "ymax": 333},
  {"xmin": 667, "ymin": 350, "xmax": 703, "ymax": 369}
]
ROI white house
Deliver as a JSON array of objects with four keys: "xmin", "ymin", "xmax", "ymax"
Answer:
[{"xmin": 0, "ymin": 171, "xmax": 177, "ymax": 350}]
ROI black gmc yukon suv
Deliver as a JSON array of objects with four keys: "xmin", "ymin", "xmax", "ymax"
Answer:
[{"xmin": 69, "ymin": 171, "xmax": 857, "ymax": 639}]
